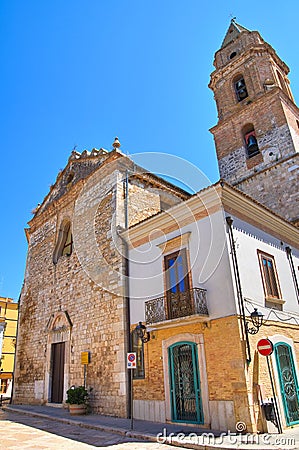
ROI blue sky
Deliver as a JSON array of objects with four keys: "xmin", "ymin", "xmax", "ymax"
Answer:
[{"xmin": 1, "ymin": 1, "xmax": 299, "ymax": 301}]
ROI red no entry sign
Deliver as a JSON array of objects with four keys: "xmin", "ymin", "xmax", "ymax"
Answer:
[{"xmin": 257, "ymin": 338, "xmax": 273, "ymax": 356}]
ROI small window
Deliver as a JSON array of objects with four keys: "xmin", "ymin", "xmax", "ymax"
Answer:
[
  {"xmin": 131, "ymin": 329, "xmax": 145, "ymax": 379},
  {"xmin": 230, "ymin": 51, "xmax": 237, "ymax": 59},
  {"xmin": 53, "ymin": 220, "xmax": 73, "ymax": 264},
  {"xmin": 234, "ymin": 76, "xmax": 248, "ymax": 102},
  {"xmin": 258, "ymin": 251, "xmax": 282, "ymax": 306}
]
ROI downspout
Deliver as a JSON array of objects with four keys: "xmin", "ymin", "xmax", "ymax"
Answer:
[
  {"xmin": 122, "ymin": 170, "xmax": 132, "ymax": 419},
  {"xmin": 226, "ymin": 216, "xmax": 251, "ymax": 364},
  {"xmin": 285, "ymin": 246, "xmax": 299, "ymax": 303}
]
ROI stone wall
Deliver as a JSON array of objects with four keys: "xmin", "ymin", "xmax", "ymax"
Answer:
[
  {"xmin": 236, "ymin": 154, "xmax": 299, "ymax": 223},
  {"xmin": 14, "ymin": 160, "xmax": 129, "ymax": 416}
]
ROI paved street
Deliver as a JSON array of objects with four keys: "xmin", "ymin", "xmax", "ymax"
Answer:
[{"xmin": 0, "ymin": 410, "xmax": 180, "ymax": 449}]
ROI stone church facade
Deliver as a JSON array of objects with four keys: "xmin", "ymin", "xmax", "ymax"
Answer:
[
  {"xmin": 13, "ymin": 143, "xmax": 187, "ymax": 415},
  {"xmin": 13, "ymin": 20, "xmax": 299, "ymax": 432}
]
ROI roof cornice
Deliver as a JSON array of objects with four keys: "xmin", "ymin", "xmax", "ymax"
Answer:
[
  {"xmin": 220, "ymin": 183, "xmax": 299, "ymax": 248},
  {"xmin": 122, "ymin": 183, "xmax": 223, "ymax": 248},
  {"xmin": 122, "ymin": 181, "xmax": 299, "ymax": 250}
]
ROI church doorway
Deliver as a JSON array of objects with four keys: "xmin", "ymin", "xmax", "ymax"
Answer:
[{"xmin": 50, "ymin": 342, "xmax": 65, "ymax": 403}]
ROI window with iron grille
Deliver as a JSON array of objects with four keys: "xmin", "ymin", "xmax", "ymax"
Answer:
[{"xmin": 258, "ymin": 251, "xmax": 282, "ymax": 305}]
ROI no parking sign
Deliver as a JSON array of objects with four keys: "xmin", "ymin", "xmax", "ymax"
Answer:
[{"xmin": 127, "ymin": 352, "xmax": 136, "ymax": 369}]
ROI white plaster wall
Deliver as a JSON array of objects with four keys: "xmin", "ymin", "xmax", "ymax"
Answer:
[
  {"xmin": 129, "ymin": 210, "xmax": 237, "ymax": 324},
  {"xmin": 229, "ymin": 216, "xmax": 299, "ymax": 318}
]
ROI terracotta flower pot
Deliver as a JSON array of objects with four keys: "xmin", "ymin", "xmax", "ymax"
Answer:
[{"xmin": 69, "ymin": 404, "xmax": 87, "ymax": 415}]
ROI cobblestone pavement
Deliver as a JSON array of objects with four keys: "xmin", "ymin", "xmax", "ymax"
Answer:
[{"xmin": 0, "ymin": 410, "xmax": 183, "ymax": 449}]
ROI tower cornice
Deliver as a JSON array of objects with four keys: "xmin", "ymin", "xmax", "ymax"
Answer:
[
  {"xmin": 209, "ymin": 44, "xmax": 289, "ymax": 91},
  {"xmin": 209, "ymin": 86, "xmax": 299, "ymax": 131}
]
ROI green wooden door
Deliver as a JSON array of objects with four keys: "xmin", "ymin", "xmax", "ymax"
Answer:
[
  {"xmin": 274, "ymin": 343, "xmax": 299, "ymax": 425},
  {"xmin": 169, "ymin": 342, "xmax": 203, "ymax": 424}
]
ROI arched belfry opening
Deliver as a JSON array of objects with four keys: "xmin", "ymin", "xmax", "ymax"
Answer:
[
  {"xmin": 234, "ymin": 75, "xmax": 248, "ymax": 102},
  {"xmin": 242, "ymin": 124, "xmax": 260, "ymax": 158}
]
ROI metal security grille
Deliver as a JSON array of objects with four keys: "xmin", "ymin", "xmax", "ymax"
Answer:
[
  {"xmin": 275, "ymin": 343, "xmax": 299, "ymax": 425},
  {"xmin": 169, "ymin": 343, "xmax": 203, "ymax": 423}
]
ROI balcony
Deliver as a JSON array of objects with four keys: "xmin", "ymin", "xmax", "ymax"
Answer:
[{"xmin": 145, "ymin": 287, "xmax": 208, "ymax": 325}]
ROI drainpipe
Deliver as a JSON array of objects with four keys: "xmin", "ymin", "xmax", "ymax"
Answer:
[
  {"xmin": 226, "ymin": 217, "xmax": 251, "ymax": 364},
  {"xmin": 285, "ymin": 246, "xmax": 299, "ymax": 304},
  {"xmin": 122, "ymin": 170, "xmax": 132, "ymax": 419}
]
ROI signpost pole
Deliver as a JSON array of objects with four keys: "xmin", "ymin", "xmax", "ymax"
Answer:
[
  {"xmin": 130, "ymin": 371, "xmax": 134, "ymax": 430},
  {"xmin": 84, "ymin": 364, "xmax": 87, "ymax": 389},
  {"xmin": 257, "ymin": 339, "xmax": 283, "ymax": 434},
  {"xmin": 127, "ymin": 352, "xmax": 136, "ymax": 431}
]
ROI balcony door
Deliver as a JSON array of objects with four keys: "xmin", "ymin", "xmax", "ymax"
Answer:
[{"xmin": 164, "ymin": 249, "xmax": 191, "ymax": 319}]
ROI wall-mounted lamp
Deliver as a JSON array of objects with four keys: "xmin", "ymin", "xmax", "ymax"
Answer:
[
  {"xmin": 135, "ymin": 322, "xmax": 150, "ymax": 343},
  {"xmin": 246, "ymin": 308, "xmax": 264, "ymax": 334}
]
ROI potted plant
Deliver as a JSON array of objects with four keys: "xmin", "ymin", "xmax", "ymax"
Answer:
[{"xmin": 66, "ymin": 385, "xmax": 89, "ymax": 415}]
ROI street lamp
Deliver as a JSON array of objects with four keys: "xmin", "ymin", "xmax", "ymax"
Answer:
[
  {"xmin": 134, "ymin": 322, "xmax": 150, "ymax": 343},
  {"xmin": 246, "ymin": 308, "xmax": 264, "ymax": 334}
]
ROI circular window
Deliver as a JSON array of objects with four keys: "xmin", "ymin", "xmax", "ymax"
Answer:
[{"xmin": 230, "ymin": 51, "xmax": 237, "ymax": 59}]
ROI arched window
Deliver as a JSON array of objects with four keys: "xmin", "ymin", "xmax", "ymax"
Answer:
[
  {"xmin": 234, "ymin": 76, "xmax": 248, "ymax": 102},
  {"xmin": 242, "ymin": 124, "xmax": 260, "ymax": 158},
  {"xmin": 53, "ymin": 220, "xmax": 73, "ymax": 264}
]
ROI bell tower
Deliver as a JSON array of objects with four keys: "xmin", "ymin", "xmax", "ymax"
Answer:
[{"xmin": 209, "ymin": 19, "xmax": 299, "ymax": 225}]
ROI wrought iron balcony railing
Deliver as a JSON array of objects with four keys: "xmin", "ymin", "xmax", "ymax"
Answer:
[{"xmin": 145, "ymin": 287, "xmax": 208, "ymax": 324}]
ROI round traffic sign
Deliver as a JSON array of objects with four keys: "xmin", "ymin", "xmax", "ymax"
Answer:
[
  {"xmin": 128, "ymin": 353, "xmax": 136, "ymax": 362},
  {"xmin": 257, "ymin": 338, "xmax": 273, "ymax": 356}
]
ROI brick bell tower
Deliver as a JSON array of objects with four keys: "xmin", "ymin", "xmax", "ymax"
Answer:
[{"xmin": 209, "ymin": 19, "xmax": 299, "ymax": 225}]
